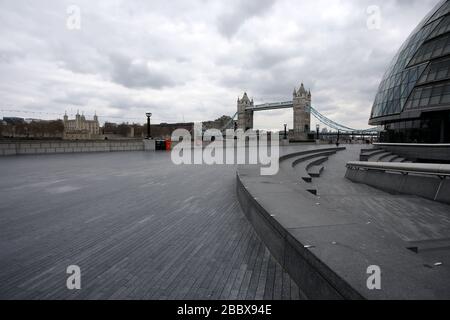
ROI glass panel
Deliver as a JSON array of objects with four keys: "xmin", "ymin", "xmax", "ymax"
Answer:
[
  {"xmin": 404, "ymin": 80, "xmax": 450, "ymax": 110},
  {"xmin": 370, "ymin": 6, "xmax": 446, "ymax": 119},
  {"xmin": 430, "ymin": 95, "xmax": 441, "ymax": 104},
  {"xmin": 440, "ymin": 93, "xmax": 450, "ymax": 103},
  {"xmin": 408, "ymin": 33, "xmax": 450, "ymax": 67}
]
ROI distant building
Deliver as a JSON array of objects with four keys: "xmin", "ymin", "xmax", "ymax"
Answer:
[
  {"xmin": 103, "ymin": 122, "xmax": 119, "ymax": 135},
  {"xmin": 1, "ymin": 118, "xmax": 64, "ymax": 139},
  {"xmin": 24, "ymin": 118, "xmax": 43, "ymax": 124},
  {"xmin": 102, "ymin": 122, "xmax": 144, "ymax": 139},
  {"xmin": 150, "ymin": 122, "xmax": 194, "ymax": 139},
  {"xmin": 203, "ymin": 115, "xmax": 235, "ymax": 131},
  {"xmin": 63, "ymin": 111, "xmax": 101, "ymax": 140},
  {"xmin": 3, "ymin": 117, "xmax": 25, "ymax": 125},
  {"xmin": 370, "ymin": 0, "xmax": 450, "ymax": 143}
]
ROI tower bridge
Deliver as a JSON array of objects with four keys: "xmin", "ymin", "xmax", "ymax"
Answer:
[
  {"xmin": 227, "ymin": 82, "xmax": 378, "ymax": 137},
  {"xmin": 238, "ymin": 83, "xmax": 312, "ymax": 140}
]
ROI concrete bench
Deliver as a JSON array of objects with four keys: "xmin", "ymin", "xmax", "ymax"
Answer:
[{"xmin": 346, "ymin": 161, "xmax": 450, "ymax": 204}]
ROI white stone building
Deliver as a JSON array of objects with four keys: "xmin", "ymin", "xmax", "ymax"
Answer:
[{"xmin": 63, "ymin": 111, "xmax": 101, "ymax": 140}]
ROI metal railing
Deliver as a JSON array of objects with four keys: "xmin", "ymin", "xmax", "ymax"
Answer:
[{"xmin": 346, "ymin": 161, "xmax": 450, "ymax": 177}]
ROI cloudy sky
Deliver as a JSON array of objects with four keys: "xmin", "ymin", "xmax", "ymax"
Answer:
[{"xmin": 0, "ymin": 0, "xmax": 441, "ymax": 130}]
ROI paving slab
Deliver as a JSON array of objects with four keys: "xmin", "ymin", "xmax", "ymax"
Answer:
[{"xmin": 0, "ymin": 151, "xmax": 300, "ymax": 300}]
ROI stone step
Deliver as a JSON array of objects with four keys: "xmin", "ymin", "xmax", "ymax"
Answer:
[
  {"xmin": 307, "ymin": 165, "xmax": 325, "ymax": 178},
  {"xmin": 369, "ymin": 152, "xmax": 392, "ymax": 162},
  {"xmin": 382, "ymin": 154, "xmax": 399, "ymax": 162},
  {"xmin": 359, "ymin": 149, "xmax": 386, "ymax": 161}
]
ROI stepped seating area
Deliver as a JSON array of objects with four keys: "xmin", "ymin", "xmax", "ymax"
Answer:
[
  {"xmin": 307, "ymin": 157, "xmax": 328, "ymax": 177},
  {"xmin": 359, "ymin": 147, "xmax": 412, "ymax": 163},
  {"xmin": 278, "ymin": 147, "xmax": 346, "ymax": 193},
  {"xmin": 280, "ymin": 148, "xmax": 346, "ymax": 180}
]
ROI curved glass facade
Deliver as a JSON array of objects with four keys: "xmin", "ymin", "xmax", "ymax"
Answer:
[{"xmin": 370, "ymin": 0, "xmax": 450, "ymax": 143}]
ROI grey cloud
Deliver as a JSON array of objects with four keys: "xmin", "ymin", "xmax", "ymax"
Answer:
[
  {"xmin": 0, "ymin": 0, "xmax": 443, "ymax": 129},
  {"xmin": 216, "ymin": 0, "xmax": 275, "ymax": 38},
  {"xmin": 108, "ymin": 54, "xmax": 178, "ymax": 89}
]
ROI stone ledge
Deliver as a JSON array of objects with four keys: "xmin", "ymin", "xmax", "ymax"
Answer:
[{"xmin": 0, "ymin": 140, "xmax": 145, "ymax": 156}]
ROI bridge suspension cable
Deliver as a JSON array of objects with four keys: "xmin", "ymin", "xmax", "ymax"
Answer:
[{"xmin": 308, "ymin": 106, "xmax": 378, "ymax": 134}]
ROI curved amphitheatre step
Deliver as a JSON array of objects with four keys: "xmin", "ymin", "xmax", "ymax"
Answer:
[
  {"xmin": 279, "ymin": 148, "xmax": 345, "ymax": 196},
  {"xmin": 369, "ymin": 152, "xmax": 412, "ymax": 163},
  {"xmin": 279, "ymin": 148, "xmax": 343, "ymax": 181},
  {"xmin": 359, "ymin": 149, "xmax": 387, "ymax": 161},
  {"xmin": 360, "ymin": 147, "xmax": 380, "ymax": 153},
  {"xmin": 298, "ymin": 155, "xmax": 330, "ymax": 194},
  {"xmin": 368, "ymin": 151, "xmax": 392, "ymax": 162},
  {"xmin": 307, "ymin": 162, "xmax": 326, "ymax": 178},
  {"xmin": 359, "ymin": 149, "xmax": 413, "ymax": 163},
  {"xmin": 279, "ymin": 147, "xmax": 346, "ymax": 162},
  {"xmin": 382, "ymin": 154, "xmax": 399, "ymax": 162},
  {"xmin": 291, "ymin": 152, "xmax": 338, "ymax": 182}
]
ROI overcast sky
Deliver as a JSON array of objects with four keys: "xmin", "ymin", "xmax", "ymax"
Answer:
[{"xmin": 0, "ymin": 0, "xmax": 441, "ymax": 129}]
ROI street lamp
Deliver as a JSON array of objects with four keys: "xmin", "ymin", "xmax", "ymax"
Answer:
[
  {"xmin": 336, "ymin": 129, "xmax": 340, "ymax": 147},
  {"xmin": 146, "ymin": 112, "xmax": 152, "ymax": 139},
  {"xmin": 316, "ymin": 124, "xmax": 320, "ymax": 140},
  {"xmin": 283, "ymin": 124, "xmax": 288, "ymax": 140}
]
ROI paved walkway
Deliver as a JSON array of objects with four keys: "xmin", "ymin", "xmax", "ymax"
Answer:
[
  {"xmin": 0, "ymin": 152, "xmax": 300, "ymax": 299},
  {"xmin": 315, "ymin": 145, "xmax": 450, "ymax": 243}
]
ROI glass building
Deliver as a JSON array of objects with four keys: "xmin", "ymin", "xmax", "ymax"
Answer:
[{"xmin": 370, "ymin": 0, "xmax": 450, "ymax": 143}]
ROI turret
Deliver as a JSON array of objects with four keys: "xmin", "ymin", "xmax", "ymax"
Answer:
[
  {"xmin": 237, "ymin": 92, "xmax": 254, "ymax": 130},
  {"xmin": 297, "ymin": 83, "xmax": 307, "ymax": 97},
  {"xmin": 293, "ymin": 82, "xmax": 312, "ymax": 140},
  {"xmin": 239, "ymin": 92, "xmax": 251, "ymax": 105}
]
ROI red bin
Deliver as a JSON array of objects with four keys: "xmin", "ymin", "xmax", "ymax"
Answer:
[{"xmin": 165, "ymin": 139, "xmax": 172, "ymax": 150}]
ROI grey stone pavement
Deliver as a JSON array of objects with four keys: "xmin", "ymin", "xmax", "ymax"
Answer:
[
  {"xmin": 237, "ymin": 144, "xmax": 450, "ymax": 299},
  {"xmin": 315, "ymin": 145, "xmax": 450, "ymax": 243},
  {"xmin": 314, "ymin": 145, "xmax": 450, "ymax": 269},
  {"xmin": 0, "ymin": 152, "xmax": 301, "ymax": 300}
]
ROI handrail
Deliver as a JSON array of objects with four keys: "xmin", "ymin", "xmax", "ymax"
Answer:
[{"xmin": 346, "ymin": 161, "xmax": 450, "ymax": 177}]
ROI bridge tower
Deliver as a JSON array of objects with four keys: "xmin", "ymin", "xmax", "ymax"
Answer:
[
  {"xmin": 293, "ymin": 83, "xmax": 311, "ymax": 140},
  {"xmin": 237, "ymin": 92, "xmax": 254, "ymax": 130}
]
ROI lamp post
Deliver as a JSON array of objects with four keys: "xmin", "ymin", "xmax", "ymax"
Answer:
[
  {"xmin": 146, "ymin": 112, "xmax": 152, "ymax": 139},
  {"xmin": 283, "ymin": 124, "xmax": 287, "ymax": 140},
  {"xmin": 316, "ymin": 124, "xmax": 320, "ymax": 140},
  {"xmin": 336, "ymin": 129, "xmax": 340, "ymax": 147}
]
